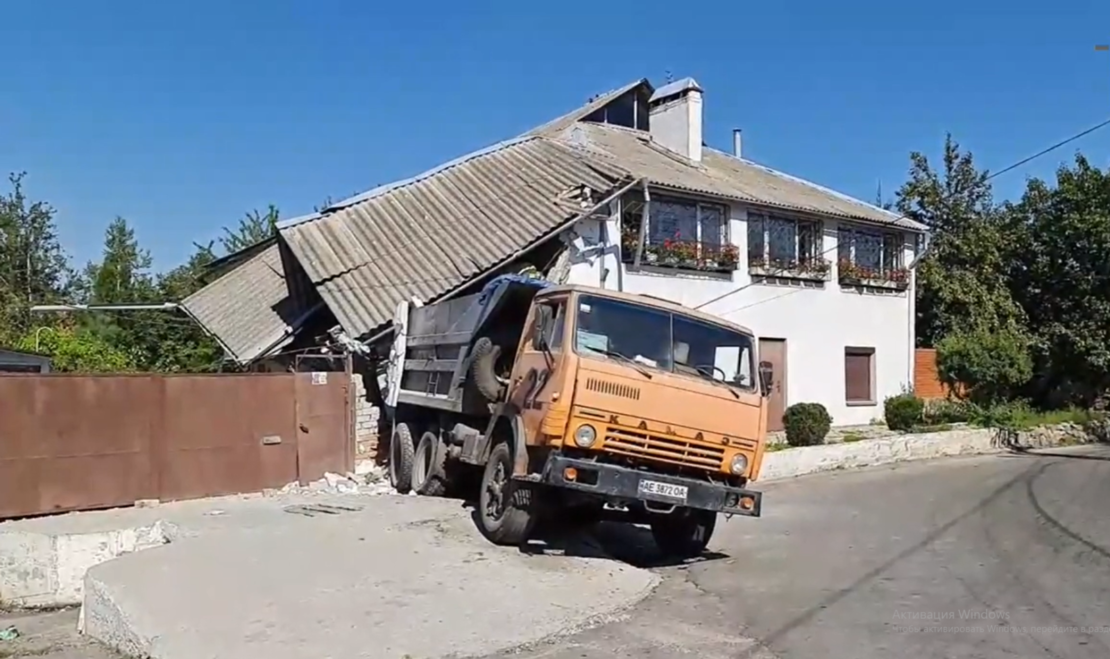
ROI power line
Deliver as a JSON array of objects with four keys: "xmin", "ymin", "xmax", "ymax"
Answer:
[{"xmin": 693, "ymin": 115, "xmax": 1110, "ymax": 313}]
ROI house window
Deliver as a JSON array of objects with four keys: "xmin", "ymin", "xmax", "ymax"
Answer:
[
  {"xmin": 746, "ymin": 213, "xmax": 829, "ymax": 281},
  {"xmin": 838, "ymin": 226, "xmax": 908, "ymax": 289},
  {"xmin": 844, "ymin": 347, "xmax": 875, "ymax": 405},
  {"xmin": 620, "ymin": 194, "xmax": 736, "ymax": 272}
]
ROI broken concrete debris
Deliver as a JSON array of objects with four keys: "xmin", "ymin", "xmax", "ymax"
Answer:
[{"xmin": 263, "ymin": 465, "xmax": 399, "ymax": 498}]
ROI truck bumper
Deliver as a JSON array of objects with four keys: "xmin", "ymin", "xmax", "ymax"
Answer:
[{"xmin": 540, "ymin": 454, "xmax": 762, "ymax": 517}]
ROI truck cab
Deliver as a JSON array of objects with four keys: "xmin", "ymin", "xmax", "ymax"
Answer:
[{"xmin": 385, "ymin": 276, "xmax": 772, "ymax": 558}]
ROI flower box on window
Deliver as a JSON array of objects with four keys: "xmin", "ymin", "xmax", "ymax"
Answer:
[
  {"xmin": 748, "ymin": 255, "xmax": 832, "ymax": 282},
  {"xmin": 623, "ymin": 234, "xmax": 739, "ymax": 273},
  {"xmin": 837, "ymin": 259, "xmax": 910, "ymax": 290}
]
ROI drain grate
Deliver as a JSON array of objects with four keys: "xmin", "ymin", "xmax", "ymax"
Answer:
[{"xmin": 283, "ymin": 503, "xmax": 364, "ymax": 517}]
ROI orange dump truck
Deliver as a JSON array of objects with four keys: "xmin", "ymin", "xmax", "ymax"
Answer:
[{"xmin": 384, "ymin": 275, "xmax": 772, "ymax": 558}]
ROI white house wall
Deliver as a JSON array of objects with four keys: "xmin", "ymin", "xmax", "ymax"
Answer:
[{"xmin": 564, "ymin": 203, "xmax": 915, "ymax": 427}]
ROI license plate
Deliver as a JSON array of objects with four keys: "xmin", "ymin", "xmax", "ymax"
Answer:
[{"xmin": 638, "ymin": 479, "xmax": 688, "ymax": 501}]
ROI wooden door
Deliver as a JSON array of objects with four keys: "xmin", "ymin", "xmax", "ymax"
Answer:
[{"xmin": 758, "ymin": 338, "xmax": 787, "ymax": 432}]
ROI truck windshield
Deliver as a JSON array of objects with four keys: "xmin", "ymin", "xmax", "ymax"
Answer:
[{"xmin": 573, "ymin": 295, "xmax": 756, "ymax": 389}]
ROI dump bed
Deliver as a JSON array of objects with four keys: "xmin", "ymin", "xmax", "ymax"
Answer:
[{"xmin": 386, "ymin": 275, "xmax": 551, "ymax": 413}]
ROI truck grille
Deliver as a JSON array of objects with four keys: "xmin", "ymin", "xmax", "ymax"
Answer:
[{"xmin": 604, "ymin": 427, "xmax": 725, "ymax": 471}]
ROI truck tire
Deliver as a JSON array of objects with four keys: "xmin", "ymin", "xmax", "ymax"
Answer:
[
  {"xmin": 477, "ymin": 441, "xmax": 536, "ymax": 545},
  {"xmin": 412, "ymin": 430, "xmax": 447, "ymax": 497},
  {"xmin": 389, "ymin": 422, "xmax": 416, "ymax": 494},
  {"xmin": 650, "ymin": 508, "xmax": 717, "ymax": 560},
  {"xmin": 470, "ymin": 337, "xmax": 505, "ymax": 401}
]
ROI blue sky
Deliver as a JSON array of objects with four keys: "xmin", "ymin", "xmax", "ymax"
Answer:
[{"xmin": 2, "ymin": 0, "xmax": 1109, "ymax": 270}]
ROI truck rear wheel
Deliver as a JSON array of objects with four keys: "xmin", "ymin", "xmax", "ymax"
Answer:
[
  {"xmin": 389, "ymin": 422, "xmax": 416, "ymax": 494},
  {"xmin": 650, "ymin": 508, "xmax": 717, "ymax": 559},
  {"xmin": 477, "ymin": 442, "xmax": 536, "ymax": 545},
  {"xmin": 412, "ymin": 430, "xmax": 447, "ymax": 497}
]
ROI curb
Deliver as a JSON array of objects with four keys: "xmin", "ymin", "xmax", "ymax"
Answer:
[{"xmin": 757, "ymin": 425, "xmax": 1089, "ymax": 483}]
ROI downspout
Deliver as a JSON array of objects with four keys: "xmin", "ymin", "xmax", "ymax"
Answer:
[
  {"xmin": 614, "ymin": 196, "xmax": 625, "ymax": 292},
  {"xmin": 633, "ymin": 181, "xmax": 651, "ymax": 268},
  {"xmin": 906, "ymin": 232, "xmax": 930, "ymax": 390}
]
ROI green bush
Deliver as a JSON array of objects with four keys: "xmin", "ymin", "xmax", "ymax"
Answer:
[
  {"xmin": 884, "ymin": 393, "xmax": 925, "ymax": 431},
  {"xmin": 922, "ymin": 398, "xmax": 978, "ymax": 425},
  {"xmin": 935, "ymin": 329, "xmax": 1033, "ymax": 405},
  {"xmin": 782, "ymin": 402, "xmax": 832, "ymax": 447}
]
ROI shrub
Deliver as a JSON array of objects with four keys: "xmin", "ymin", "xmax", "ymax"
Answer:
[
  {"xmin": 782, "ymin": 402, "xmax": 832, "ymax": 447},
  {"xmin": 935, "ymin": 329, "xmax": 1033, "ymax": 405},
  {"xmin": 884, "ymin": 393, "xmax": 925, "ymax": 431},
  {"xmin": 922, "ymin": 398, "xmax": 978, "ymax": 425}
]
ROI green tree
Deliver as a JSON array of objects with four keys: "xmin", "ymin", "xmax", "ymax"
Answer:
[
  {"xmin": 895, "ymin": 135, "xmax": 1027, "ymax": 347},
  {"xmin": 1004, "ymin": 155, "xmax": 1110, "ymax": 405},
  {"xmin": 0, "ymin": 173, "xmax": 73, "ymax": 343},
  {"xmin": 15, "ymin": 324, "xmax": 134, "ymax": 373},
  {"xmin": 220, "ymin": 205, "xmax": 278, "ymax": 254}
]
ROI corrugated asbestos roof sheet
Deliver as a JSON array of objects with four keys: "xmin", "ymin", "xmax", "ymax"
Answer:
[
  {"xmin": 279, "ymin": 136, "xmax": 627, "ymax": 339},
  {"xmin": 555, "ymin": 122, "xmax": 926, "ymax": 231},
  {"xmin": 182, "ymin": 243, "xmax": 297, "ymax": 363}
]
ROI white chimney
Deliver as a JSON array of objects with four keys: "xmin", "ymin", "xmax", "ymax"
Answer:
[
  {"xmin": 732, "ymin": 129, "xmax": 743, "ymax": 158},
  {"xmin": 649, "ymin": 77, "xmax": 704, "ymax": 162}
]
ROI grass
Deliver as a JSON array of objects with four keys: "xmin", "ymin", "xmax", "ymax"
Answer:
[{"xmin": 840, "ymin": 431, "xmax": 867, "ymax": 443}]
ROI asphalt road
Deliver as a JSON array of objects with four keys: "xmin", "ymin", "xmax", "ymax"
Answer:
[{"xmin": 491, "ymin": 445, "xmax": 1110, "ymax": 659}]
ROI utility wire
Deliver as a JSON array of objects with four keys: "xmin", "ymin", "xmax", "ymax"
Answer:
[{"xmin": 694, "ymin": 115, "xmax": 1110, "ymax": 313}]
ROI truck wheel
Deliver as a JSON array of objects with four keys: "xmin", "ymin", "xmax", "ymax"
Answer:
[
  {"xmin": 470, "ymin": 337, "xmax": 505, "ymax": 401},
  {"xmin": 649, "ymin": 508, "xmax": 717, "ymax": 560},
  {"xmin": 389, "ymin": 422, "xmax": 416, "ymax": 494},
  {"xmin": 477, "ymin": 442, "xmax": 536, "ymax": 545},
  {"xmin": 412, "ymin": 430, "xmax": 447, "ymax": 497}
]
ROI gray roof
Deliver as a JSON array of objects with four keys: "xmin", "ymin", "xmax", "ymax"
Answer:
[
  {"xmin": 182, "ymin": 243, "xmax": 302, "ymax": 363},
  {"xmin": 279, "ymin": 136, "xmax": 627, "ymax": 338},
  {"xmin": 650, "ymin": 77, "xmax": 702, "ymax": 103},
  {"xmin": 554, "ymin": 121, "xmax": 926, "ymax": 231}
]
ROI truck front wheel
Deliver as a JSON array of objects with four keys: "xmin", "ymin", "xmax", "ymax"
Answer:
[
  {"xmin": 477, "ymin": 442, "xmax": 536, "ymax": 545},
  {"xmin": 649, "ymin": 508, "xmax": 717, "ymax": 559}
]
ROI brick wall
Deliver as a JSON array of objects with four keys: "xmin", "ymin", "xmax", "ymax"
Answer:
[{"xmin": 352, "ymin": 373, "xmax": 384, "ymax": 463}]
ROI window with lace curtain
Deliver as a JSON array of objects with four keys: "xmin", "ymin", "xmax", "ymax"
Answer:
[{"xmin": 620, "ymin": 194, "xmax": 736, "ymax": 273}]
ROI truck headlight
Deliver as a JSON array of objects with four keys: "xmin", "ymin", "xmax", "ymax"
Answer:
[
  {"xmin": 574, "ymin": 424, "xmax": 597, "ymax": 448},
  {"xmin": 729, "ymin": 453, "xmax": 749, "ymax": 475}
]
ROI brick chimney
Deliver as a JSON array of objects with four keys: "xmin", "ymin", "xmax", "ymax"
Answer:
[{"xmin": 649, "ymin": 77, "xmax": 704, "ymax": 162}]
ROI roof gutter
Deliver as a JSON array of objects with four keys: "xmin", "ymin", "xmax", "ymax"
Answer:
[{"xmin": 360, "ymin": 175, "xmax": 647, "ymax": 349}]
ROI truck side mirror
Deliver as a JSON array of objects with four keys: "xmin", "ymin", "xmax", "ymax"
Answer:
[
  {"xmin": 758, "ymin": 360, "xmax": 774, "ymax": 396},
  {"xmin": 531, "ymin": 306, "xmax": 553, "ymax": 351}
]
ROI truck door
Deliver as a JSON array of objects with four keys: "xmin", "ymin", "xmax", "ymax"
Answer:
[{"xmin": 507, "ymin": 297, "xmax": 568, "ymax": 444}]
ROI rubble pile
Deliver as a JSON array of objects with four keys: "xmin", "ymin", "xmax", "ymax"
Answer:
[{"xmin": 265, "ymin": 463, "xmax": 403, "ymax": 498}]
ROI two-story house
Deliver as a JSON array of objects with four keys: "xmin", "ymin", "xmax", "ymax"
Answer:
[
  {"xmin": 537, "ymin": 78, "xmax": 928, "ymax": 428},
  {"xmin": 184, "ymin": 75, "xmax": 927, "ymax": 451}
]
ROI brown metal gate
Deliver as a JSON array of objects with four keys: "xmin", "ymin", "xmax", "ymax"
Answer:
[{"xmin": 0, "ymin": 371, "xmax": 353, "ymax": 519}]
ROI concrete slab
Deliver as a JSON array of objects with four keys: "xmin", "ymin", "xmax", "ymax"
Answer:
[
  {"xmin": 79, "ymin": 498, "xmax": 659, "ymax": 659},
  {"xmin": 0, "ymin": 489, "xmax": 410, "ymax": 608}
]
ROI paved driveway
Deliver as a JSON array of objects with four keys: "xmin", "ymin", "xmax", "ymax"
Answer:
[{"xmin": 491, "ymin": 445, "xmax": 1110, "ymax": 659}]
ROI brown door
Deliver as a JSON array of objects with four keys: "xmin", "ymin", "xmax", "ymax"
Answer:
[
  {"xmin": 758, "ymin": 338, "xmax": 787, "ymax": 432},
  {"xmin": 295, "ymin": 371, "xmax": 355, "ymax": 484},
  {"xmin": 507, "ymin": 297, "xmax": 568, "ymax": 447}
]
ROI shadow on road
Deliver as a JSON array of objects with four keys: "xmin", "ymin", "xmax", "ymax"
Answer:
[{"xmin": 458, "ymin": 499, "xmax": 730, "ymax": 569}]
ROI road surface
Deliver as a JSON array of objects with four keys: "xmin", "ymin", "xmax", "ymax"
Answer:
[
  {"xmin": 5, "ymin": 446, "xmax": 1108, "ymax": 659},
  {"xmin": 488, "ymin": 445, "xmax": 1110, "ymax": 659}
]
